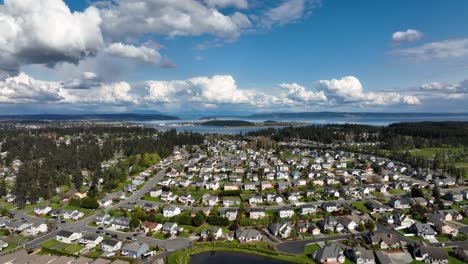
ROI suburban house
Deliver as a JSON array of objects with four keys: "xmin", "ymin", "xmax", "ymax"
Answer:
[
  {"xmin": 312, "ymin": 243, "xmax": 345, "ymax": 264},
  {"xmin": 163, "ymin": 206, "xmax": 182, "ymax": 218},
  {"xmin": 222, "ymin": 209, "xmax": 238, "ymax": 221},
  {"xmin": 269, "ymin": 222, "xmax": 294, "ymax": 239},
  {"xmin": 300, "ymin": 205, "xmax": 317, "ymax": 215},
  {"xmin": 162, "ymin": 222, "xmax": 181, "ymax": 235},
  {"xmin": 33, "ymin": 206, "xmax": 51, "ymax": 216},
  {"xmin": 79, "ymin": 234, "xmax": 104, "ymax": 247},
  {"xmin": 409, "ymin": 223, "xmax": 437, "ymax": 239},
  {"xmin": 318, "ymin": 216, "xmax": 344, "ymax": 233},
  {"xmin": 141, "ymin": 221, "xmax": 162, "ymax": 233},
  {"xmin": 413, "ymin": 246, "xmax": 448, "ymax": 264},
  {"xmin": 95, "ymin": 214, "xmax": 113, "ymax": 226},
  {"xmin": 63, "ymin": 210, "xmax": 84, "ymax": 221},
  {"xmin": 101, "ymin": 239, "xmax": 122, "ymax": 252},
  {"xmin": 249, "ymin": 208, "xmax": 266, "ymax": 220},
  {"xmin": 121, "ymin": 242, "xmax": 149, "ymax": 258},
  {"xmin": 56, "ymin": 230, "xmax": 83, "ymax": 244},
  {"xmin": 348, "ymin": 247, "xmax": 376, "ymax": 264},
  {"xmin": 249, "ymin": 196, "xmax": 263, "ymax": 205},
  {"xmin": 367, "ymin": 232, "xmax": 400, "ymax": 249},
  {"xmin": 25, "ymin": 223, "xmax": 48, "ymax": 236},
  {"xmin": 200, "ymin": 227, "xmax": 223, "ymax": 240},
  {"xmin": 112, "ymin": 217, "xmax": 131, "ymax": 229},
  {"xmin": 277, "ymin": 208, "xmax": 295, "ymax": 218},
  {"xmin": 321, "ymin": 202, "xmax": 339, "ymax": 212},
  {"xmin": 235, "ymin": 228, "xmax": 262, "ymax": 243}
]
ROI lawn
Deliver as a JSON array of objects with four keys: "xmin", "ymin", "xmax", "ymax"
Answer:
[
  {"xmin": 304, "ymin": 243, "xmax": 320, "ymax": 255},
  {"xmin": 142, "ymin": 195, "xmax": 163, "ymax": 202},
  {"xmin": 351, "ymin": 201, "xmax": 370, "ymax": 213},
  {"xmin": 388, "ymin": 188, "xmax": 407, "ymax": 195},
  {"xmin": 153, "ymin": 233, "xmax": 167, "ymax": 240},
  {"xmin": 1, "ymin": 242, "xmax": 18, "ymax": 252},
  {"xmin": 60, "ymin": 244, "xmax": 85, "ymax": 254},
  {"xmin": 40, "ymin": 239, "xmax": 61, "ymax": 248}
]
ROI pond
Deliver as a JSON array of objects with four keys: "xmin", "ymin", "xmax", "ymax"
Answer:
[{"xmin": 190, "ymin": 251, "xmax": 292, "ymax": 264}]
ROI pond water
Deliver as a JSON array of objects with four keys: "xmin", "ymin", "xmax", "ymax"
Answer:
[{"xmin": 190, "ymin": 251, "xmax": 291, "ymax": 264}]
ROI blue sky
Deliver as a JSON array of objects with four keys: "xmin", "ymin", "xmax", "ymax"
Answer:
[{"xmin": 0, "ymin": 0, "xmax": 467, "ymax": 114}]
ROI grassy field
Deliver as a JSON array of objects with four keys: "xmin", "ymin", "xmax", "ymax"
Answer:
[
  {"xmin": 167, "ymin": 242, "xmax": 314, "ymax": 264},
  {"xmin": 409, "ymin": 147, "xmax": 465, "ymax": 159}
]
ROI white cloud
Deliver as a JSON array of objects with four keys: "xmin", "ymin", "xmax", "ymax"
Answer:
[
  {"xmin": 0, "ymin": 73, "xmax": 71, "ymax": 103},
  {"xmin": 420, "ymin": 82, "xmax": 457, "ymax": 91},
  {"xmin": 146, "ymin": 75, "xmax": 254, "ymax": 105},
  {"xmin": 0, "ymin": 72, "xmax": 137, "ymax": 105},
  {"xmin": 104, "ymin": 43, "xmax": 161, "ymax": 63},
  {"xmin": 261, "ymin": 0, "xmax": 319, "ymax": 28},
  {"xmin": 402, "ymin": 95, "xmax": 421, "ymax": 105},
  {"xmin": 318, "ymin": 76, "xmax": 419, "ymax": 105},
  {"xmin": 279, "ymin": 83, "xmax": 327, "ymax": 102},
  {"xmin": 0, "ymin": 0, "xmax": 103, "ymax": 76},
  {"xmin": 393, "ymin": 38, "xmax": 468, "ymax": 61},
  {"xmin": 204, "ymin": 0, "xmax": 248, "ymax": 9},
  {"xmin": 98, "ymin": 0, "xmax": 252, "ymax": 40},
  {"xmin": 69, "ymin": 81, "xmax": 138, "ymax": 104},
  {"xmin": 392, "ymin": 29, "xmax": 423, "ymax": 44}
]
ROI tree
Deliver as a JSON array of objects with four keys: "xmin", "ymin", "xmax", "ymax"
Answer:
[
  {"xmin": 81, "ymin": 197, "xmax": 99, "ymax": 209},
  {"xmin": 366, "ymin": 220, "xmax": 376, "ymax": 231},
  {"xmin": 130, "ymin": 217, "xmax": 140, "ymax": 229},
  {"xmin": 192, "ymin": 211, "xmax": 205, "ymax": 227},
  {"xmin": 357, "ymin": 222, "xmax": 366, "ymax": 232},
  {"xmin": 0, "ymin": 178, "xmax": 6, "ymax": 197},
  {"xmin": 411, "ymin": 187, "xmax": 424, "ymax": 198}
]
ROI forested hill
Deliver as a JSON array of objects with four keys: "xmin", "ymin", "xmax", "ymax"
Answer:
[
  {"xmin": 0, "ymin": 113, "xmax": 179, "ymax": 121},
  {"xmin": 247, "ymin": 122, "xmax": 468, "ymax": 148}
]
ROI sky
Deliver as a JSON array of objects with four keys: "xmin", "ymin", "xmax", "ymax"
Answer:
[{"xmin": 0, "ymin": 0, "xmax": 467, "ymax": 115}]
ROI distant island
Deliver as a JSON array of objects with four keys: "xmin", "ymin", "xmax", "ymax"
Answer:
[
  {"xmin": 249, "ymin": 111, "xmax": 468, "ymax": 119},
  {"xmin": 0, "ymin": 113, "xmax": 179, "ymax": 121},
  {"xmin": 201, "ymin": 120, "xmax": 255, "ymax": 127}
]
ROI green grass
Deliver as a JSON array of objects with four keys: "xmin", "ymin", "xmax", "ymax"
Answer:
[
  {"xmin": 388, "ymin": 188, "xmax": 407, "ymax": 195},
  {"xmin": 304, "ymin": 243, "xmax": 320, "ymax": 255},
  {"xmin": 40, "ymin": 239, "xmax": 61, "ymax": 248},
  {"xmin": 409, "ymin": 147, "xmax": 465, "ymax": 159},
  {"xmin": 60, "ymin": 244, "xmax": 85, "ymax": 254},
  {"xmin": 142, "ymin": 195, "xmax": 163, "ymax": 202},
  {"xmin": 153, "ymin": 233, "xmax": 167, "ymax": 240},
  {"xmin": 168, "ymin": 242, "xmax": 314, "ymax": 264},
  {"xmin": 351, "ymin": 201, "xmax": 371, "ymax": 213},
  {"xmin": 1, "ymin": 242, "xmax": 18, "ymax": 252}
]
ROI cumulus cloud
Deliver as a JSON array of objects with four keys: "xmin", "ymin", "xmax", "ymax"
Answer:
[
  {"xmin": 0, "ymin": 73, "xmax": 70, "ymax": 103},
  {"xmin": 261, "ymin": 0, "xmax": 320, "ymax": 28},
  {"xmin": 68, "ymin": 81, "xmax": 138, "ymax": 104},
  {"xmin": 392, "ymin": 29, "xmax": 423, "ymax": 44},
  {"xmin": 146, "ymin": 75, "xmax": 255, "ymax": 105},
  {"xmin": 0, "ymin": 0, "xmax": 103, "ymax": 76},
  {"xmin": 204, "ymin": 0, "xmax": 249, "ymax": 9},
  {"xmin": 98, "ymin": 0, "xmax": 252, "ymax": 40},
  {"xmin": 416, "ymin": 79, "xmax": 467, "ymax": 101},
  {"xmin": 402, "ymin": 95, "xmax": 421, "ymax": 105},
  {"xmin": 317, "ymin": 76, "xmax": 419, "ymax": 105},
  {"xmin": 279, "ymin": 83, "xmax": 327, "ymax": 102},
  {"xmin": 0, "ymin": 72, "xmax": 137, "ymax": 105},
  {"xmin": 104, "ymin": 43, "xmax": 161, "ymax": 63},
  {"xmin": 393, "ymin": 38, "xmax": 468, "ymax": 61}
]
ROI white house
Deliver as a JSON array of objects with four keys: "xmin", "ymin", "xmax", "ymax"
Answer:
[
  {"xmin": 25, "ymin": 223, "xmax": 48, "ymax": 236},
  {"xmin": 101, "ymin": 239, "xmax": 122, "ymax": 252},
  {"xmin": 34, "ymin": 206, "xmax": 51, "ymax": 216},
  {"xmin": 56, "ymin": 230, "xmax": 83, "ymax": 244},
  {"xmin": 163, "ymin": 206, "xmax": 182, "ymax": 218},
  {"xmin": 277, "ymin": 208, "xmax": 295, "ymax": 218}
]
